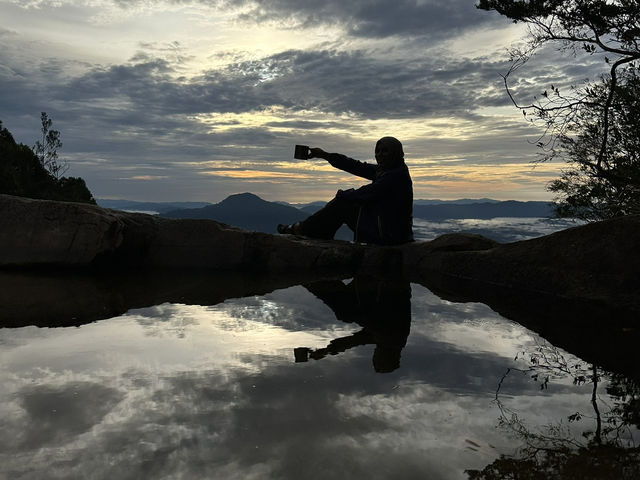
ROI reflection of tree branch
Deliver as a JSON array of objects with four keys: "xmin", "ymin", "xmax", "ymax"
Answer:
[
  {"xmin": 495, "ymin": 368, "xmax": 512, "ymax": 402},
  {"xmin": 478, "ymin": 347, "xmax": 640, "ymax": 480},
  {"xmin": 513, "ymin": 338, "xmax": 592, "ymax": 388},
  {"xmin": 494, "ymin": 367, "xmax": 583, "ymax": 457},
  {"xmin": 495, "ymin": 397, "xmax": 582, "ymax": 457},
  {"xmin": 492, "ymin": 340, "xmax": 640, "ymax": 457},
  {"xmin": 592, "ymin": 364, "xmax": 602, "ymax": 445}
]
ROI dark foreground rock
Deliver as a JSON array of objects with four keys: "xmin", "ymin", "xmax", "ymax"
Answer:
[{"xmin": 1, "ymin": 194, "xmax": 639, "ymax": 312}]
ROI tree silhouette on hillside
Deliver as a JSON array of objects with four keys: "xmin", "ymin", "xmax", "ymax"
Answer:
[{"xmin": 0, "ymin": 117, "xmax": 95, "ymax": 204}]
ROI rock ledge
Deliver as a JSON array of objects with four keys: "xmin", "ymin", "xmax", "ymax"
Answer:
[{"xmin": 1, "ymin": 194, "xmax": 638, "ymax": 311}]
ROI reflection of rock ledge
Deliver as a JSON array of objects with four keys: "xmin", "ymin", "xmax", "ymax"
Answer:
[{"xmin": 1, "ymin": 194, "xmax": 639, "ymax": 312}]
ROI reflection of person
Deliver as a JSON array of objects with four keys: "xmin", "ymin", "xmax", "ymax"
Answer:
[
  {"xmin": 294, "ymin": 275, "xmax": 412, "ymax": 373},
  {"xmin": 278, "ymin": 137, "xmax": 413, "ymax": 245}
]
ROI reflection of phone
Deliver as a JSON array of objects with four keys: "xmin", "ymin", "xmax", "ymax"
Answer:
[
  {"xmin": 294, "ymin": 145, "xmax": 310, "ymax": 160},
  {"xmin": 294, "ymin": 347, "xmax": 310, "ymax": 362}
]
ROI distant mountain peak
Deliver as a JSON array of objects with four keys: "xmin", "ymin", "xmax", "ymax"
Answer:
[
  {"xmin": 161, "ymin": 191, "xmax": 306, "ymax": 233},
  {"xmin": 218, "ymin": 192, "xmax": 265, "ymax": 205},
  {"xmin": 227, "ymin": 192, "xmax": 261, "ymax": 199}
]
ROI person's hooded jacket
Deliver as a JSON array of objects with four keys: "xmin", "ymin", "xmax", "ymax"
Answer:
[{"xmin": 327, "ymin": 152, "xmax": 414, "ymax": 245}]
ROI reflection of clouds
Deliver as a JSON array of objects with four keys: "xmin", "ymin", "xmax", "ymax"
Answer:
[
  {"xmin": 0, "ymin": 325, "xmax": 50, "ymax": 348},
  {"xmin": 334, "ymin": 385, "xmax": 504, "ymax": 476},
  {"xmin": 128, "ymin": 285, "xmax": 358, "ymax": 339},
  {"xmin": 0, "ymin": 284, "xmax": 621, "ymax": 479},
  {"xmin": 411, "ymin": 284, "xmax": 538, "ymax": 359},
  {"xmin": 220, "ymin": 286, "xmax": 347, "ymax": 331},
  {"xmin": 205, "ymin": 286, "xmax": 364, "ymax": 353},
  {"xmin": 6, "ymin": 382, "xmax": 123, "ymax": 452},
  {"xmin": 134, "ymin": 303, "xmax": 201, "ymax": 338},
  {"xmin": 408, "ymin": 285, "xmax": 582, "ymax": 397}
]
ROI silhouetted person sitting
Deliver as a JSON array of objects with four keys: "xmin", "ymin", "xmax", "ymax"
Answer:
[{"xmin": 278, "ymin": 137, "xmax": 414, "ymax": 245}]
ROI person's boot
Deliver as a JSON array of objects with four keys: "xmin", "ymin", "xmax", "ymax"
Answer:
[{"xmin": 277, "ymin": 222, "xmax": 302, "ymax": 235}]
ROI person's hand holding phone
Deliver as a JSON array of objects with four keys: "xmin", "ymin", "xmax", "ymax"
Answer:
[
  {"xmin": 294, "ymin": 145, "xmax": 329, "ymax": 160},
  {"xmin": 309, "ymin": 147, "xmax": 329, "ymax": 160}
]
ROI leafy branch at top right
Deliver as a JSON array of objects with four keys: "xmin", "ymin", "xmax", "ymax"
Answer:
[{"xmin": 477, "ymin": 0, "xmax": 640, "ymax": 220}]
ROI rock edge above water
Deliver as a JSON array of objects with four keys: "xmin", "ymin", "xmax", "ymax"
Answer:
[{"xmin": 1, "ymin": 194, "xmax": 638, "ymax": 310}]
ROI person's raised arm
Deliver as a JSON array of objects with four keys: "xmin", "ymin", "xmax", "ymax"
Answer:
[{"xmin": 309, "ymin": 147, "xmax": 376, "ymax": 180}]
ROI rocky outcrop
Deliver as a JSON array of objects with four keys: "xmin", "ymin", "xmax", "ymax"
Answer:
[
  {"xmin": 404, "ymin": 215, "xmax": 640, "ymax": 311},
  {"xmin": 1, "ymin": 194, "xmax": 639, "ymax": 313},
  {"xmin": 0, "ymin": 194, "xmax": 365, "ymax": 271}
]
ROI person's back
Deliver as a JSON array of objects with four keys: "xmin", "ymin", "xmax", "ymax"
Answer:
[{"xmin": 354, "ymin": 160, "xmax": 413, "ymax": 245}]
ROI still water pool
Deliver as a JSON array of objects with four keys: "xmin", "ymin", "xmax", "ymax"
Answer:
[{"xmin": 1, "ymin": 273, "xmax": 638, "ymax": 479}]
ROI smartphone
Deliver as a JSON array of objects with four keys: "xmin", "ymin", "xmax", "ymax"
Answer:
[{"xmin": 294, "ymin": 144, "xmax": 310, "ymax": 160}]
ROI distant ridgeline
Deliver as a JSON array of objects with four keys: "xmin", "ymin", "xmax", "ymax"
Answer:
[
  {"xmin": 97, "ymin": 193, "xmax": 555, "ymax": 235},
  {"xmin": 0, "ymin": 121, "xmax": 95, "ymax": 204}
]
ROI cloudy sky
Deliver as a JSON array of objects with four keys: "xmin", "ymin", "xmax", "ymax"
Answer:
[{"xmin": 1, "ymin": 0, "xmax": 603, "ymax": 202}]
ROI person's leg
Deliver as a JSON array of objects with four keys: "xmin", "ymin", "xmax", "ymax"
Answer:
[
  {"xmin": 283, "ymin": 196, "xmax": 359, "ymax": 240},
  {"xmin": 299, "ymin": 196, "xmax": 359, "ymax": 239}
]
